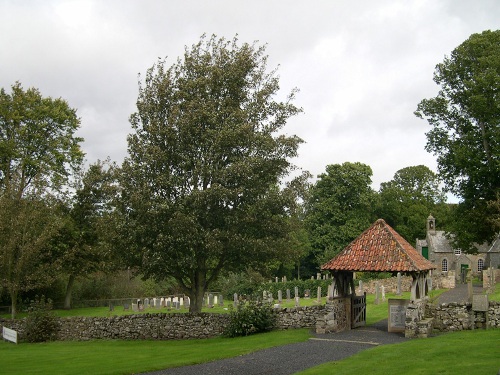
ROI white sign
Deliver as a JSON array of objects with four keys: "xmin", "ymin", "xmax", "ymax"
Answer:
[{"xmin": 2, "ymin": 326, "xmax": 18, "ymax": 344}]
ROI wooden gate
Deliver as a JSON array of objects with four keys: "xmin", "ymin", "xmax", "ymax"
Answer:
[{"xmin": 351, "ymin": 292, "xmax": 366, "ymax": 328}]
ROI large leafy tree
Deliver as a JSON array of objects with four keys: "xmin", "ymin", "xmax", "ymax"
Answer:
[
  {"xmin": 305, "ymin": 162, "xmax": 377, "ymax": 266},
  {"xmin": 119, "ymin": 35, "xmax": 303, "ymax": 312},
  {"xmin": 377, "ymin": 165, "xmax": 448, "ymax": 243},
  {"xmin": 55, "ymin": 160, "xmax": 119, "ymax": 309},
  {"xmin": 0, "ymin": 82, "xmax": 83, "ymax": 317},
  {"xmin": 415, "ymin": 30, "xmax": 500, "ymax": 252}
]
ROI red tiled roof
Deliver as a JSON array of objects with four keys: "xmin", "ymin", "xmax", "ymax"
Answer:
[{"xmin": 321, "ymin": 219, "xmax": 436, "ymax": 272}]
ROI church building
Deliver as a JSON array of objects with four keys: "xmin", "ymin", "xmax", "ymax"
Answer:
[{"xmin": 415, "ymin": 215, "xmax": 500, "ymax": 281}]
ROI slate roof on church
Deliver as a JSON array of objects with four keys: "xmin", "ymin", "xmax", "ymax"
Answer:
[{"xmin": 321, "ymin": 219, "xmax": 436, "ymax": 273}]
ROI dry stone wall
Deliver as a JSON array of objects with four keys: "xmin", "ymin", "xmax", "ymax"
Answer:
[
  {"xmin": 428, "ymin": 301, "xmax": 500, "ymax": 332},
  {"xmin": 1, "ymin": 306, "xmax": 331, "ymax": 342}
]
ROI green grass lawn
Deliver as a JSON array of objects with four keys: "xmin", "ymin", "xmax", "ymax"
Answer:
[
  {"xmin": 0, "ymin": 328, "xmax": 311, "ymax": 375},
  {"xmin": 487, "ymin": 282, "xmax": 500, "ymax": 301},
  {"xmin": 1, "ymin": 288, "xmax": 498, "ymax": 374},
  {"xmin": 297, "ymin": 329, "xmax": 500, "ymax": 375}
]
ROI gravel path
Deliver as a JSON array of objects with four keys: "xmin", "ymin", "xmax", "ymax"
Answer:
[
  {"xmin": 142, "ymin": 285, "xmax": 481, "ymax": 375},
  {"xmin": 437, "ymin": 283, "xmax": 485, "ymax": 304},
  {"xmin": 141, "ymin": 320, "xmax": 407, "ymax": 375}
]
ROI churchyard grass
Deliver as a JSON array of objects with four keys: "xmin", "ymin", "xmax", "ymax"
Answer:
[
  {"xmin": 0, "ymin": 328, "xmax": 311, "ymax": 374},
  {"xmin": 297, "ymin": 329, "xmax": 500, "ymax": 375},
  {"xmin": 487, "ymin": 282, "xmax": 500, "ymax": 301}
]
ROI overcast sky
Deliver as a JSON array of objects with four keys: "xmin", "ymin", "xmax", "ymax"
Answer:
[{"xmin": 1, "ymin": 1, "xmax": 499, "ymax": 200}]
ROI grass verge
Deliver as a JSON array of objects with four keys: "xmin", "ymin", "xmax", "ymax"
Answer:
[
  {"xmin": 296, "ymin": 329, "xmax": 500, "ymax": 375},
  {"xmin": 0, "ymin": 328, "xmax": 311, "ymax": 375}
]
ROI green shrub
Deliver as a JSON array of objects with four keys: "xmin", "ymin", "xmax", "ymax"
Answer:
[
  {"xmin": 223, "ymin": 301, "xmax": 276, "ymax": 337},
  {"xmin": 24, "ymin": 296, "xmax": 60, "ymax": 343}
]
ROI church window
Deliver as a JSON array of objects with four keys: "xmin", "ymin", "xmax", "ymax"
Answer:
[
  {"xmin": 442, "ymin": 258, "xmax": 448, "ymax": 272},
  {"xmin": 478, "ymin": 259, "xmax": 484, "ymax": 272},
  {"xmin": 454, "ymin": 249, "xmax": 461, "ymax": 256}
]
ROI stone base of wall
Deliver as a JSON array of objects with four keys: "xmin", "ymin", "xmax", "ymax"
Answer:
[
  {"xmin": 315, "ymin": 297, "xmax": 351, "ymax": 334},
  {"xmin": 1, "ymin": 306, "xmax": 332, "ymax": 342},
  {"xmin": 428, "ymin": 301, "xmax": 500, "ymax": 332}
]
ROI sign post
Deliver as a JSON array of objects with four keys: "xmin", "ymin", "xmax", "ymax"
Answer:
[{"xmin": 2, "ymin": 326, "xmax": 18, "ymax": 344}]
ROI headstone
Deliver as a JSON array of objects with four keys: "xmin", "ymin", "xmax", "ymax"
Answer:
[
  {"xmin": 304, "ymin": 289, "xmax": 310, "ymax": 298},
  {"xmin": 275, "ymin": 277, "xmax": 279, "ymax": 283},
  {"xmin": 144, "ymin": 298, "xmax": 150, "ymax": 309},
  {"xmin": 132, "ymin": 303, "xmax": 138, "ymax": 312},
  {"xmin": 317, "ymin": 273, "xmax": 321, "ymax": 280},
  {"xmin": 208, "ymin": 293, "xmax": 214, "ymax": 307},
  {"xmin": 381, "ymin": 285, "xmax": 386, "ymax": 301},
  {"xmin": 294, "ymin": 286, "xmax": 299, "ymax": 298},
  {"xmin": 283, "ymin": 276, "xmax": 287, "ymax": 283},
  {"xmin": 358, "ymin": 280, "xmax": 363, "ymax": 295},
  {"xmin": 123, "ymin": 303, "xmax": 130, "ymax": 310},
  {"xmin": 278, "ymin": 290, "xmax": 283, "ymax": 303},
  {"xmin": 286, "ymin": 289, "xmax": 291, "ymax": 302},
  {"xmin": 166, "ymin": 298, "xmax": 171, "ymax": 309},
  {"xmin": 138, "ymin": 299, "xmax": 144, "ymax": 311},
  {"xmin": 268, "ymin": 292, "xmax": 273, "ymax": 303},
  {"xmin": 317, "ymin": 286, "xmax": 321, "ymax": 303},
  {"xmin": 374, "ymin": 282, "xmax": 380, "ymax": 305},
  {"xmin": 160, "ymin": 297, "xmax": 165, "ymax": 308},
  {"xmin": 213, "ymin": 295, "xmax": 218, "ymax": 306},
  {"xmin": 218, "ymin": 294, "xmax": 224, "ymax": 306},
  {"xmin": 233, "ymin": 293, "xmax": 238, "ymax": 307},
  {"xmin": 327, "ymin": 284, "xmax": 334, "ymax": 301},
  {"xmin": 396, "ymin": 272, "xmax": 402, "ymax": 295},
  {"xmin": 294, "ymin": 296, "xmax": 300, "ymax": 307}
]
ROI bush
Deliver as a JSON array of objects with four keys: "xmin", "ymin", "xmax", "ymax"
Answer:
[
  {"xmin": 223, "ymin": 301, "xmax": 277, "ymax": 337},
  {"xmin": 24, "ymin": 296, "xmax": 60, "ymax": 343}
]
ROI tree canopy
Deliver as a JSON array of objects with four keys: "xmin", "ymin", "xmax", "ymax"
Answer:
[
  {"xmin": 377, "ymin": 165, "xmax": 448, "ymax": 243},
  {"xmin": 0, "ymin": 82, "xmax": 83, "ymax": 317},
  {"xmin": 305, "ymin": 162, "xmax": 377, "ymax": 265},
  {"xmin": 119, "ymin": 35, "xmax": 303, "ymax": 312},
  {"xmin": 415, "ymin": 30, "xmax": 500, "ymax": 251}
]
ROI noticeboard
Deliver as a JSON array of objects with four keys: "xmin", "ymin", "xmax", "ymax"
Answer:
[{"xmin": 388, "ymin": 299, "xmax": 409, "ymax": 333}]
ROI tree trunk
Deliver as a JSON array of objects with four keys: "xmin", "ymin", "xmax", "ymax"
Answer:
[
  {"xmin": 9, "ymin": 290, "xmax": 18, "ymax": 319},
  {"xmin": 64, "ymin": 274, "xmax": 75, "ymax": 310},
  {"xmin": 189, "ymin": 270, "xmax": 207, "ymax": 313}
]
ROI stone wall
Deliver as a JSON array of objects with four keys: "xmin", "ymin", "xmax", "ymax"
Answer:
[
  {"xmin": 359, "ymin": 274, "xmax": 455, "ymax": 295},
  {"xmin": 1, "ymin": 306, "xmax": 332, "ymax": 342},
  {"xmin": 359, "ymin": 276, "xmax": 412, "ymax": 294},
  {"xmin": 315, "ymin": 297, "xmax": 351, "ymax": 334},
  {"xmin": 427, "ymin": 301, "xmax": 500, "ymax": 332},
  {"xmin": 482, "ymin": 268, "xmax": 500, "ymax": 290}
]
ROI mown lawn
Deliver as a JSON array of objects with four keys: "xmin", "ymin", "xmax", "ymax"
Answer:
[
  {"xmin": 0, "ymin": 329, "xmax": 311, "ymax": 375},
  {"xmin": 297, "ymin": 329, "xmax": 500, "ymax": 375}
]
